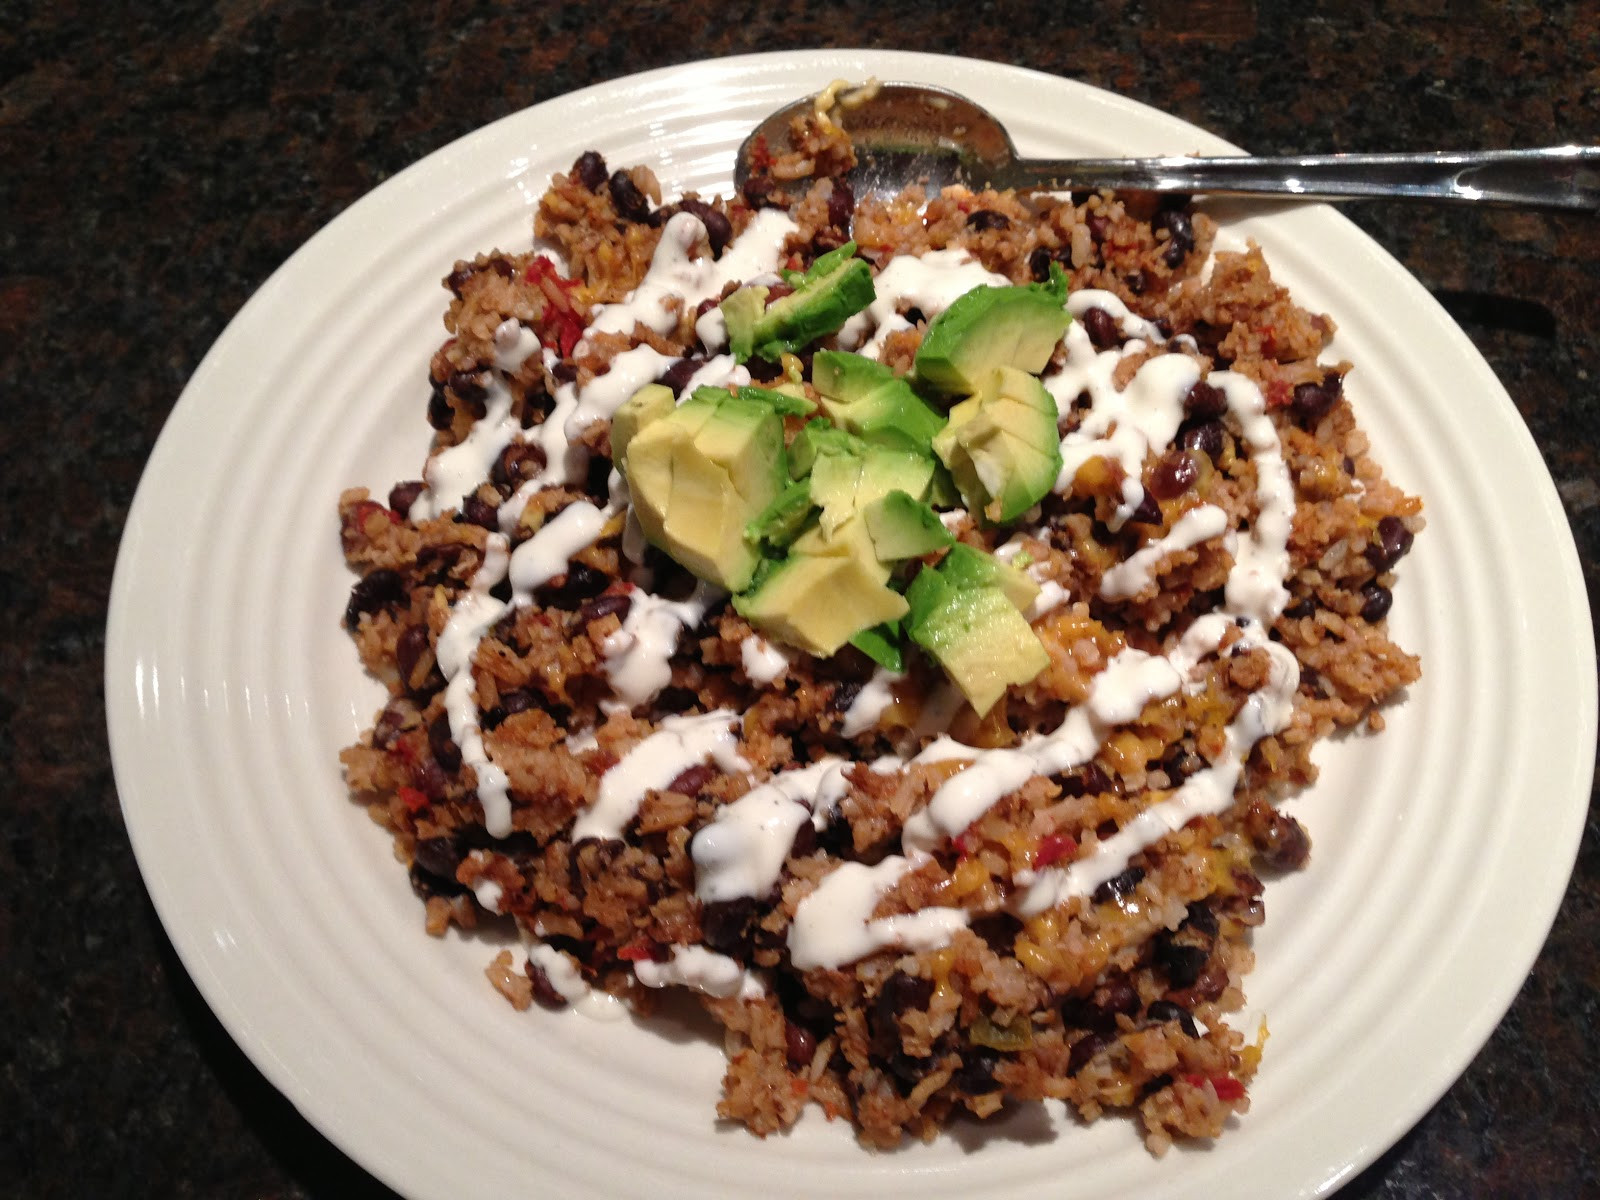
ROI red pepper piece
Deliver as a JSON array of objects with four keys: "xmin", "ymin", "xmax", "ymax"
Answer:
[
  {"xmin": 616, "ymin": 939, "xmax": 657, "ymax": 962},
  {"xmin": 1035, "ymin": 833, "xmax": 1079, "ymax": 868},
  {"xmin": 398, "ymin": 786, "xmax": 429, "ymax": 812}
]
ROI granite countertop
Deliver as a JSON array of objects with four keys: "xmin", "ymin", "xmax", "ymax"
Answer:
[{"xmin": 4, "ymin": 2, "xmax": 1596, "ymax": 1196}]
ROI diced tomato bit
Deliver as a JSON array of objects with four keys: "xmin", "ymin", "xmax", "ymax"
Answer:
[
  {"xmin": 616, "ymin": 939, "xmax": 656, "ymax": 962},
  {"xmin": 749, "ymin": 134, "xmax": 773, "ymax": 172},
  {"xmin": 1265, "ymin": 378, "xmax": 1293, "ymax": 408},
  {"xmin": 1260, "ymin": 325, "xmax": 1277, "ymax": 356},
  {"xmin": 398, "ymin": 786, "xmax": 429, "ymax": 812},
  {"xmin": 1185, "ymin": 1072, "xmax": 1246, "ymax": 1101},
  {"xmin": 1035, "ymin": 833, "xmax": 1079, "ymax": 868},
  {"xmin": 525, "ymin": 258, "xmax": 586, "ymax": 356},
  {"xmin": 952, "ymin": 831, "xmax": 976, "ymax": 856},
  {"xmin": 789, "ymin": 1077, "xmax": 809, "ymax": 1097},
  {"xmin": 352, "ymin": 499, "xmax": 400, "ymax": 528}
]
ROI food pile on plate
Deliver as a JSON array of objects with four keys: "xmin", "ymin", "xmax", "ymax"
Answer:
[{"xmin": 337, "ymin": 86, "xmax": 1421, "ymax": 1151}]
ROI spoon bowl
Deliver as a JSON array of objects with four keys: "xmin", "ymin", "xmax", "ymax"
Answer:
[{"xmin": 735, "ymin": 82, "xmax": 1600, "ymax": 210}]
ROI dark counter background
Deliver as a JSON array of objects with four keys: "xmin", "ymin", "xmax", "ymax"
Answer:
[{"xmin": 3, "ymin": 1, "xmax": 1597, "ymax": 1196}]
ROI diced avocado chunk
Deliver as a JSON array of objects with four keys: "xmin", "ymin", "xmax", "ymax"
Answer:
[
  {"xmin": 863, "ymin": 490, "xmax": 954, "ymax": 561},
  {"xmin": 789, "ymin": 514, "xmax": 891, "ymax": 582},
  {"xmin": 721, "ymin": 242, "xmax": 875, "ymax": 364},
  {"xmin": 812, "ymin": 350, "xmax": 947, "ymax": 449},
  {"xmin": 906, "ymin": 578, "xmax": 1050, "ymax": 716},
  {"xmin": 849, "ymin": 621, "xmax": 904, "ymax": 671},
  {"xmin": 931, "ymin": 366, "xmax": 1064, "ymax": 523},
  {"xmin": 935, "ymin": 542, "xmax": 1040, "ymax": 614},
  {"xmin": 747, "ymin": 479, "xmax": 816, "ymax": 552},
  {"xmin": 788, "ymin": 418, "xmax": 862, "ymax": 479},
  {"xmin": 734, "ymin": 531, "xmax": 909, "ymax": 656},
  {"xmin": 624, "ymin": 390, "xmax": 786, "ymax": 592},
  {"xmin": 912, "ymin": 267, "xmax": 1071, "ymax": 397},
  {"xmin": 611, "ymin": 384, "xmax": 677, "ymax": 469}
]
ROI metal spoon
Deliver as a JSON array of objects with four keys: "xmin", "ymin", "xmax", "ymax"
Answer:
[{"xmin": 735, "ymin": 83, "xmax": 1600, "ymax": 210}]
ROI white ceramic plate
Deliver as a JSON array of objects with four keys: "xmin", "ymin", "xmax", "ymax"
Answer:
[{"xmin": 107, "ymin": 49, "xmax": 1595, "ymax": 1200}]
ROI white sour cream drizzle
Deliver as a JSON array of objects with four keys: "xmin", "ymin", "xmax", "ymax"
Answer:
[
  {"xmin": 788, "ymin": 856, "xmax": 972, "ymax": 971},
  {"xmin": 692, "ymin": 758, "xmax": 850, "ymax": 902},
  {"xmin": 526, "ymin": 941, "xmax": 627, "ymax": 1020},
  {"xmin": 601, "ymin": 581, "xmax": 722, "ymax": 711},
  {"xmin": 841, "ymin": 667, "xmax": 902, "ymax": 737},
  {"xmin": 740, "ymin": 634, "xmax": 791, "ymax": 685},
  {"xmin": 571, "ymin": 710, "xmax": 749, "ymax": 843},
  {"xmin": 1100, "ymin": 503, "xmax": 1229, "ymax": 599},
  {"xmin": 837, "ymin": 249, "xmax": 1008, "ymax": 357},
  {"xmin": 634, "ymin": 945, "xmax": 766, "ymax": 999}
]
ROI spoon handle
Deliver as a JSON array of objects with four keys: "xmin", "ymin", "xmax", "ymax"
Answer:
[{"xmin": 1002, "ymin": 146, "xmax": 1600, "ymax": 210}]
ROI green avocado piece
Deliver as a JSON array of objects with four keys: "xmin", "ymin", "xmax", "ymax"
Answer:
[
  {"xmin": 811, "ymin": 351, "xmax": 947, "ymax": 448},
  {"xmin": 933, "ymin": 542, "xmax": 1040, "ymax": 614},
  {"xmin": 806, "ymin": 440, "xmax": 936, "ymax": 538},
  {"xmin": 906, "ymin": 582, "xmax": 1051, "ymax": 716},
  {"xmin": 624, "ymin": 390, "xmax": 786, "ymax": 592},
  {"xmin": 863, "ymin": 490, "xmax": 954, "ymax": 561},
  {"xmin": 788, "ymin": 418, "xmax": 863, "ymax": 479},
  {"xmin": 912, "ymin": 267, "xmax": 1071, "ymax": 397},
  {"xmin": 931, "ymin": 366, "xmax": 1064, "ymax": 523},
  {"xmin": 611, "ymin": 383, "xmax": 677, "ymax": 469},
  {"xmin": 747, "ymin": 479, "xmax": 817, "ymax": 552},
  {"xmin": 733, "ymin": 524, "xmax": 910, "ymax": 657},
  {"xmin": 722, "ymin": 242, "xmax": 876, "ymax": 364},
  {"xmin": 849, "ymin": 621, "xmax": 905, "ymax": 672}
]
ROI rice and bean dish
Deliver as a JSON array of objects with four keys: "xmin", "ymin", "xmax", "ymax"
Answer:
[{"xmin": 337, "ymin": 87, "xmax": 1421, "ymax": 1152}]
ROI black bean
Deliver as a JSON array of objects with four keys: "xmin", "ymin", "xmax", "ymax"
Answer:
[
  {"xmin": 951, "ymin": 1046, "xmax": 1001, "ymax": 1094},
  {"xmin": 875, "ymin": 973, "xmax": 934, "ymax": 1023},
  {"xmin": 1360, "ymin": 582, "xmax": 1394, "ymax": 623},
  {"xmin": 1182, "ymin": 901, "xmax": 1219, "ymax": 938},
  {"xmin": 1059, "ymin": 761, "xmax": 1113, "ymax": 798},
  {"xmin": 428, "ymin": 713, "xmax": 461, "ymax": 774},
  {"xmin": 1147, "ymin": 451, "xmax": 1198, "ymax": 501},
  {"xmin": 829, "ymin": 679, "xmax": 863, "ymax": 714},
  {"xmin": 1177, "ymin": 418, "xmax": 1226, "ymax": 461},
  {"xmin": 654, "ymin": 685, "xmax": 699, "ymax": 713},
  {"xmin": 576, "ymin": 592, "xmax": 632, "ymax": 626},
  {"xmin": 827, "ymin": 178, "xmax": 855, "ymax": 230},
  {"xmin": 426, "ymin": 385, "xmax": 455, "ymax": 430},
  {"xmin": 1253, "ymin": 808, "xmax": 1312, "ymax": 871},
  {"xmin": 607, "ymin": 169, "xmax": 651, "ymax": 222},
  {"xmin": 387, "ymin": 481, "xmax": 424, "ymax": 514},
  {"xmin": 373, "ymin": 701, "xmax": 410, "ymax": 749},
  {"xmin": 539, "ymin": 562, "xmax": 610, "ymax": 610},
  {"xmin": 667, "ymin": 764, "xmax": 715, "ymax": 796},
  {"xmin": 413, "ymin": 835, "xmax": 466, "ymax": 885},
  {"xmin": 521, "ymin": 383, "xmax": 556, "ymax": 426},
  {"xmin": 788, "ymin": 821, "xmax": 817, "ymax": 858},
  {"xmin": 701, "ymin": 896, "xmax": 758, "ymax": 956},
  {"xmin": 1086, "ymin": 214, "xmax": 1110, "ymax": 242},
  {"xmin": 1124, "ymin": 269, "xmax": 1148, "ymax": 295},
  {"xmin": 678, "ymin": 198, "xmax": 732, "ymax": 257},
  {"xmin": 785, "ymin": 1021, "xmax": 818, "ymax": 1069},
  {"xmin": 394, "ymin": 624, "xmax": 433, "ymax": 693},
  {"xmin": 414, "ymin": 758, "xmax": 450, "ymax": 802},
  {"xmin": 1155, "ymin": 938, "xmax": 1208, "ymax": 989},
  {"xmin": 1153, "ymin": 208, "xmax": 1194, "ymax": 266},
  {"xmin": 882, "ymin": 1051, "xmax": 930, "ymax": 1093},
  {"xmin": 1290, "ymin": 379, "xmax": 1340, "ymax": 427},
  {"xmin": 572, "ymin": 150, "xmax": 608, "ymax": 191},
  {"xmin": 1028, "ymin": 247, "xmax": 1054, "ymax": 282},
  {"xmin": 551, "ymin": 360, "xmax": 579, "ymax": 384},
  {"xmin": 1146, "ymin": 1000, "xmax": 1199, "ymax": 1037},
  {"xmin": 1161, "ymin": 745, "xmax": 1203, "ymax": 784},
  {"xmin": 657, "ymin": 356, "xmax": 707, "ymax": 396},
  {"xmin": 491, "ymin": 442, "xmax": 547, "ymax": 489},
  {"xmin": 1281, "ymin": 596, "xmax": 1316, "ymax": 620},
  {"xmin": 1184, "ymin": 380, "xmax": 1228, "ymax": 420},
  {"xmin": 448, "ymin": 370, "xmax": 488, "ymax": 408},
  {"xmin": 811, "ymin": 228, "xmax": 847, "ymax": 255},
  {"xmin": 1092, "ymin": 865, "xmax": 1145, "ymax": 905},
  {"xmin": 483, "ymin": 687, "xmax": 537, "ymax": 730},
  {"xmin": 344, "ymin": 568, "xmax": 405, "ymax": 630},
  {"xmin": 741, "ymin": 174, "xmax": 776, "ymax": 208},
  {"xmin": 966, "ymin": 209, "xmax": 1011, "ymax": 231},
  {"xmin": 1082, "ymin": 306, "xmax": 1120, "ymax": 349},
  {"xmin": 1126, "ymin": 490, "xmax": 1163, "ymax": 526},
  {"xmin": 1066, "ymin": 1032, "xmax": 1108, "ymax": 1075},
  {"xmin": 584, "ymin": 454, "xmax": 614, "ymax": 498},
  {"xmin": 1366, "ymin": 516, "xmax": 1414, "ymax": 572},
  {"xmin": 489, "ymin": 578, "xmax": 512, "ymax": 604},
  {"xmin": 461, "ymin": 495, "xmax": 499, "ymax": 530},
  {"xmin": 1138, "ymin": 1073, "xmax": 1175, "ymax": 1099},
  {"xmin": 526, "ymin": 961, "xmax": 570, "ymax": 1010}
]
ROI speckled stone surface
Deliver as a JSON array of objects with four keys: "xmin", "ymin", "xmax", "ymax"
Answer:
[{"xmin": 3, "ymin": 2, "xmax": 1597, "ymax": 1196}]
